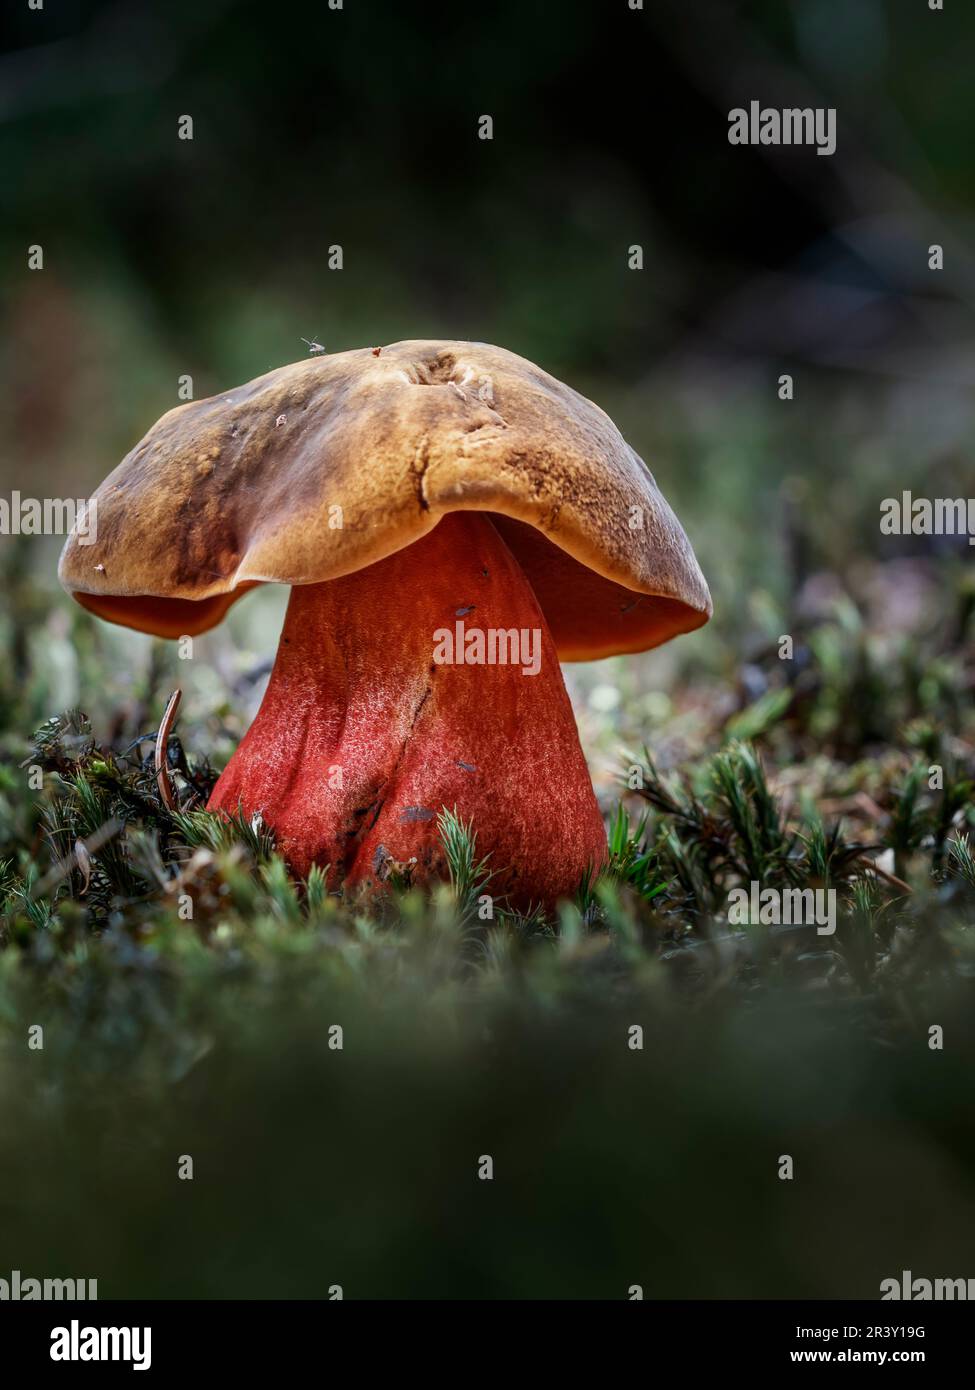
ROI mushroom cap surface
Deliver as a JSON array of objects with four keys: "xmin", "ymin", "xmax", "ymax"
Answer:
[{"xmin": 59, "ymin": 340, "xmax": 711, "ymax": 659}]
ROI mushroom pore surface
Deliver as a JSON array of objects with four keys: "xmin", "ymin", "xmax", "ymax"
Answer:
[{"xmin": 207, "ymin": 512, "xmax": 608, "ymax": 908}]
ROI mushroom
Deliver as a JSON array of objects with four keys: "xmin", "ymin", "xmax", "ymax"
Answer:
[{"xmin": 59, "ymin": 341, "xmax": 711, "ymax": 908}]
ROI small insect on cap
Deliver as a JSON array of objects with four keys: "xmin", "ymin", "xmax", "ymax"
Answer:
[{"xmin": 58, "ymin": 339, "xmax": 711, "ymax": 658}]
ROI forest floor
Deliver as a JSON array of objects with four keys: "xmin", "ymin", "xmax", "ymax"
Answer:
[{"xmin": 1, "ymin": 549, "xmax": 973, "ymax": 1298}]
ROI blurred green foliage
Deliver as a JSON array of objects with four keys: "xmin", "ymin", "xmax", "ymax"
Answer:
[{"xmin": 0, "ymin": 569, "xmax": 973, "ymax": 1296}]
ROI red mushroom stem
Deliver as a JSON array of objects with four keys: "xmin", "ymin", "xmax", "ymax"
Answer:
[{"xmin": 208, "ymin": 512, "xmax": 607, "ymax": 907}]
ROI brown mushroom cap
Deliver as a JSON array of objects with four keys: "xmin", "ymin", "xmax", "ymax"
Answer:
[{"xmin": 59, "ymin": 340, "xmax": 711, "ymax": 660}]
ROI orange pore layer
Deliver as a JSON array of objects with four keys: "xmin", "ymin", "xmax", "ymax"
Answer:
[{"xmin": 207, "ymin": 512, "xmax": 608, "ymax": 908}]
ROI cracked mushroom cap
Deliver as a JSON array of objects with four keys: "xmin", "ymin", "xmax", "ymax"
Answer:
[{"xmin": 59, "ymin": 339, "xmax": 711, "ymax": 660}]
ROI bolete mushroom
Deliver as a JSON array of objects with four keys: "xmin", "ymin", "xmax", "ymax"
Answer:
[{"xmin": 59, "ymin": 341, "xmax": 710, "ymax": 907}]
